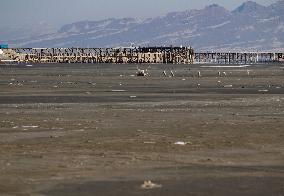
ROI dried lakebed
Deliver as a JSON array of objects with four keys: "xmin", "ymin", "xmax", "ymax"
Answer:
[{"xmin": 0, "ymin": 63, "xmax": 284, "ymax": 195}]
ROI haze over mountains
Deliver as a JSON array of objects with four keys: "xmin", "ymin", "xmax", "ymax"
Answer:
[{"xmin": 1, "ymin": 0, "xmax": 284, "ymax": 51}]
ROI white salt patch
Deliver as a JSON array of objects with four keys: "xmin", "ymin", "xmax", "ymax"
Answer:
[
  {"xmin": 73, "ymin": 129, "xmax": 85, "ymax": 132},
  {"xmin": 201, "ymin": 65, "xmax": 251, "ymax": 68},
  {"xmin": 174, "ymin": 141, "xmax": 187, "ymax": 145},
  {"xmin": 111, "ymin": 90, "xmax": 125, "ymax": 92},
  {"xmin": 22, "ymin": 125, "xmax": 39, "ymax": 128}
]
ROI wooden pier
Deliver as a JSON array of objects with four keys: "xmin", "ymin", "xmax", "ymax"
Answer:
[
  {"xmin": 194, "ymin": 52, "xmax": 284, "ymax": 64},
  {"xmin": 1, "ymin": 47, "xmax": 194, "ymax": 64},
  {"xmin": 1, "ymin": 47, "xmax": 283, "ymax": 64}
]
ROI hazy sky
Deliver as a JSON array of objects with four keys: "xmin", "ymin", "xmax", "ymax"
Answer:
[{"xmin": 0, "ymin": 0, "xmax": 278, "ymax": 28}]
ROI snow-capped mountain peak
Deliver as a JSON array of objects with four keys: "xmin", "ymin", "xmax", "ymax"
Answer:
[{"xmin": 2, "ymin": 1, "xmax": 284, "ymax": 51}]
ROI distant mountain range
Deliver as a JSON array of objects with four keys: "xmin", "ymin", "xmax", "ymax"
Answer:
[{"xmin": 1, "ymin": 0, "xmax": 284, "ymax": 51}]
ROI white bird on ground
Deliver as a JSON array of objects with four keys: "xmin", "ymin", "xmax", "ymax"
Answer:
[
  {"xmin": 163, "ymin": 70, "xmax": 167, "ymax": 76},
  {"xmin": 197, "ymin": 71, "xmax": 201, "ymax": 77}
]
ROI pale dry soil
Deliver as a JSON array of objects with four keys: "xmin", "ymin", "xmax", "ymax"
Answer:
[{"xmin": 0, "ymin": 63, "xmax": 283, "ymax": 196}]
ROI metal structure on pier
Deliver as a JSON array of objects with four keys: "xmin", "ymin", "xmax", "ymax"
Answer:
[{"xmin": 2, "ymin": 47, "xmax": 194, "ymax": 64}]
